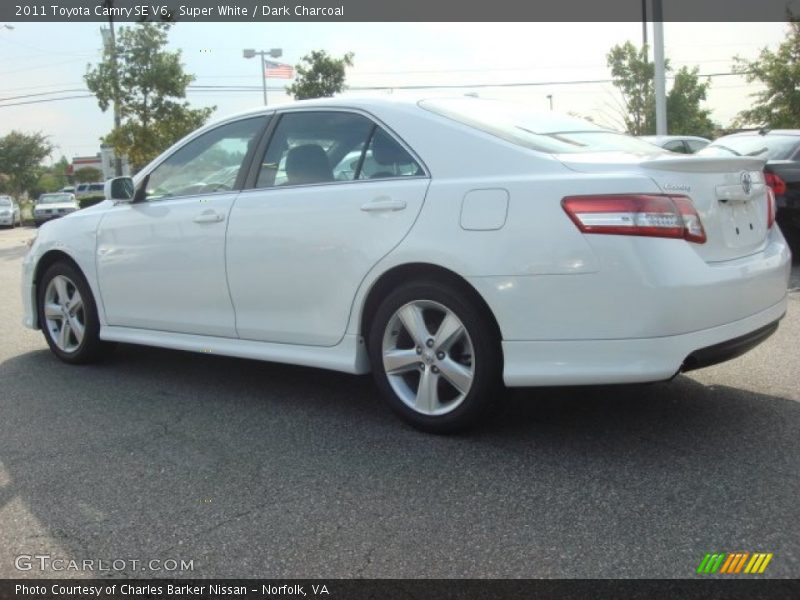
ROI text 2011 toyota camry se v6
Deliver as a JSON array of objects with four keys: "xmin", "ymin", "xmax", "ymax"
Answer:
[{"xmin": 21, "ymin": 97, "xmax": 792, "ymax": 432}]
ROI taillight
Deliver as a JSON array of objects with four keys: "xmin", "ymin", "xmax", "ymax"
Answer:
[
  {"xmin": 562, "ymin": 194, "xmax": 707, "ymax": 244},
  {"xmin": 765, "ymin": 171, "xmax": 786, "ymax": 196},
  {"xmin": 766, "ymin": 186, "xmax": 776, "ymax": 229}
]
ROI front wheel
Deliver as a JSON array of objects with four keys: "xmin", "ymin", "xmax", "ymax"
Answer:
[
  {"xmin": 368, "ymin": 281, "xmax": 503, "ymax": 433},
  {"xmin": 37, "ymin": 261, "xmax": 113, "ymax": 364}
]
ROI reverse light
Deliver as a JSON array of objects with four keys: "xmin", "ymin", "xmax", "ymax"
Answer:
[
  {"xmin": 764, "ymin": 171, "xmax": 786, "ymax": 196},
  {"xmin": 766, "ymin": 186, "xmax": 776, "ymax": 229},
  {"xmin": 562, "ymin": 194, "xmax": 707, "ymax": 244}
]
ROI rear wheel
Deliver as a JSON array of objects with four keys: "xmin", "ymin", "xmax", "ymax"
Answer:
[
  {"xmin": 368, "ymin": 280, "xmax": 503, "ymax": 433},
  {"xmin": 37, "ymin": 261, "xmax": 113, "ymax": 364}
]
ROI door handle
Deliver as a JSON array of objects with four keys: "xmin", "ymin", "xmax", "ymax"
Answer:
[
  {"xmin": 360, "ymin": 197, "xmax": 407, "ymax": 212},
  {"xmin": 193, "ymin": 210, "xmax": 225, "ymax": 224}
]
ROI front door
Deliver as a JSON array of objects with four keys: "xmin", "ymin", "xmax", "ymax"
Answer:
[{"xmin": 96, "ymin": 115, "xmax": 268, "ymax": 337}]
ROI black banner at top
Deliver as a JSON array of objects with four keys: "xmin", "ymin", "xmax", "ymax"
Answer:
[{"xmin": 2, "ymin": 0, "xmax": 800, "ymax": 22}]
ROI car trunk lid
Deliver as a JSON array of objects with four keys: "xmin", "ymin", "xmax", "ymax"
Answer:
[{"xmin": 557, "ymin": 152, "xmax": 770, "ymax": 263}]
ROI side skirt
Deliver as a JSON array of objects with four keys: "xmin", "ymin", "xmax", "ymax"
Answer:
[{"xmin": 100, "ymin": 326, "xmax": 371, "ymax": 375}]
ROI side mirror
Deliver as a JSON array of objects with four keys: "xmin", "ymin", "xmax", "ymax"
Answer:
[{"xmin": 105, "ymin": 177, "xmax": 135, "ymax": 202}]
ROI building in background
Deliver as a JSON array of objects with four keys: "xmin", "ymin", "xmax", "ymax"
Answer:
[{"xmin": 68, "ymin": 145, "xmax": 130, "ymax": 181}]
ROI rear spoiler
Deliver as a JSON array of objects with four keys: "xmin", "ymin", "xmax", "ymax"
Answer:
[{"xmin": 639, "ymin": 156, "xmax": 766, "ymax": 173}]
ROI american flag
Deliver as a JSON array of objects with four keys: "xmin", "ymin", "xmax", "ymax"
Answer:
[{"xmin": 265, "ymin": 60, "xmax": 294, "ymax": 79}]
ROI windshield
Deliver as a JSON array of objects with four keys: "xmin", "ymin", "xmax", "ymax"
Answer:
[
  {"xmin": 419, "ymin": 97, "xmax": 662, "ymax": 154},
  {"xmin": 37, "ymin": 193, "xmax": 74, "ymax": 204},
  {"xmin": 0, "ymin": 198, "xmax": 11, "ymax": 206},
  {"xmin": 699, "ymin": 134, "xmax": 800, "ymax": 160}
]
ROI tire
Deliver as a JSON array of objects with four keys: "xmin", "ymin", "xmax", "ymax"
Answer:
[
  {"xmin": 37, "ymin": 261, "xmax": 113, "ymax": 364},
  {"xmin": 368, "ymin": 280, "xmax": 503, "ymax": 433}
]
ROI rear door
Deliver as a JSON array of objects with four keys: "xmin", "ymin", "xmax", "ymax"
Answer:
[{"xmin": 226, "ymin": 109, "xmax": 430, "ymax": 346}]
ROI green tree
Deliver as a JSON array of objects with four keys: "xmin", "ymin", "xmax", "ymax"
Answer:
[
  {"xmin": 74, "ymin": 166, "xmax": 104, "ymax": 183},
  {"xmin": 666, "ymin": 67, "xmax": 717, "ymax": 139},
  {"xmin": 607, "ymin": 42, "xmax": 717, "ymax": 137},
  {"xmin": 0, "ymin": 131, "xmax": 53, "ymax": 198},
  {"xmin": 607, "ymin": 42, "xmax": 656, "ymax": 135},
  {"xmin": 85, "ymin": 22, "xmax": 214, "ymax": 172},
  {"xmin": 286, "ymin": 50, "xmax": 354, "ymax": 100},
  {"xmin": 733, "ymin": 17, "xmax": 800, "ymax": 128}
]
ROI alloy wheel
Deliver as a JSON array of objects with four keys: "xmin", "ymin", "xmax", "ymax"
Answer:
[
  {"xmin": 43, "ymin": 275, "xmax": 85, "ymax": 353},
  {"xmin": 381, "ymin": 299, "xmax": 475, "ymax": 416}
]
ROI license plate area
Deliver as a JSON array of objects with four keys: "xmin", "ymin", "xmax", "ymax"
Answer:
[{"xmin": 718, "ymin": 200, "xmax": 764, "ymax": 248}]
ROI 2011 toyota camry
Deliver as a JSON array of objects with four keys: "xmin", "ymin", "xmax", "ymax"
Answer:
[{"xmin": 21, "ymin": 97, "xmax": 792, "ymax": 432}]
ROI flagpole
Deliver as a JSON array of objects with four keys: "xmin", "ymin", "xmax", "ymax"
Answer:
[{"xmin": 261, "ymin": 53, "xmax": 268, "ymax": 106}]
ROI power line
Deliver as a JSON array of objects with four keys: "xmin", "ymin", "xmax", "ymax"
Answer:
[{"xmin": 0, "ymin": 70, "xmax": 755, "ymax": 108}]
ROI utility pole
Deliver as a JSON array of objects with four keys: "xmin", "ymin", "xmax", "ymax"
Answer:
[
  {"xmin": 101, "ymin": 0, "xmax": 123, "ymax": 176},
  {"xmin": 653, "ymin": 0, "xmax": 667, "ymax": 135},
  {"xmin": 641, "ymin": 0, "xmax": 648, "ymax": 50}
]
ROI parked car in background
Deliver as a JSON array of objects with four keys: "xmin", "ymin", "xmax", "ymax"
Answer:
[
  {"xmin": 698, "ymin": 129, "xmax": 800, "ymax": 253},
  {"xmin": 21, "ymin": 97, "xmax": 790, "ymax": 432},
  {"xmin": 33, "ymin": 192, "xmax": 79, "ymax": 227},
  {"xmin": 0, "ymin": 195, "xmax": 22, "ymax": 228},
  {"xmin": 639, "ymin": 135, "xmax": 711, "ymax": 154},
  {"xmin": 75, "ymin": 182, "xmax": 105, "ymax": 200},
  {"xmin": 60, "ymin": 186, "xmax": 76, "ymax": 194}
]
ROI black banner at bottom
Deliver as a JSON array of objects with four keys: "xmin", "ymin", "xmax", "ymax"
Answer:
[{"xmin": 1, "ymin": 579, "xmax": 799, "ymax": 600}]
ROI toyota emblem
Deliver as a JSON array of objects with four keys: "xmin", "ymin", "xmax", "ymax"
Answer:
[{"xmin": 740, "ymin": 171, "xmax": 753, "ymax": 195}]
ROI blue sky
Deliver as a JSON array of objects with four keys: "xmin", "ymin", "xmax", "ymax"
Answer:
[{"xmin": 0, "ymin": 21, "xmax": 787, "ymax": 164}]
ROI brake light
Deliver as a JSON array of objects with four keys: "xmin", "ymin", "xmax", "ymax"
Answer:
[
  {"xmin": 765, "ymin": 171, "xmax": 786, "ymax": 196},
  {"xmin": 562, "ymin": 194, "xmax": 706, "ymax": 244},
  {"xmin": 766, "ymin": 186, "xmax": 776, "ymax": 229}
]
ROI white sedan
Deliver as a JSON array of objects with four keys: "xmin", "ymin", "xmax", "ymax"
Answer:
[{"xmin": 21, "ymin": 97, "xmax": 791, "ymax": 432}]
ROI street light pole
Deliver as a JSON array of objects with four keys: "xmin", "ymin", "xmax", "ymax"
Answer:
[
  {"xmin": 243, "ymin": 48, "xmax": 283, "ymax": 106},
  {"xmin": 102, "ymin": 0, "xmax": 123, "ymax": 176}
]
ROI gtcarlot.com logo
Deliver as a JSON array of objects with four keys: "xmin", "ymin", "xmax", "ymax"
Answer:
[
  {"xmin": 696, "ymin": 552, "xmax": 773, "ymax": 575},
  {"xmin": 15, "ymin": 554, "xmax": 194, "ymax": 573}
]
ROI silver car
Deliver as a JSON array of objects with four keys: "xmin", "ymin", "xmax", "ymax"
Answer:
[
  {"xmin": 638, "ymin": 135, "xmax": 711, "ymax": 154},
  {"xmin": 0, "ymin": 195, "xmax": 22, "ymax": 228},
  {"xmin": 33, "ymin": 192, "xmax": 79, "ymax": 227}
]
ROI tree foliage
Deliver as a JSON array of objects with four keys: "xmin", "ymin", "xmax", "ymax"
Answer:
[
  {"xmin": 607, "ymin": 42, "xmax": 656, "ymax": 135},
  {"xmin": 607, "ymin": 41, "xmax": 717, "ymax": 138},
  {"xmin": 74, "ymin": 166, "xmax": 103, "ymax": 183},
  {"xmin": 666, "ymin": 66, "xmax": 717, "ymax": 139},
  {"xmin": 733, "ymin": 17, "xmax": 800, "ymax": 128},
  {"xmin": 85, "ymin": 22, "xmax": 214, "ymax": 172},
  {"xmin": 0, "ymin": 131, "xmax": 53, "ymax": 197},
  {"xmin": 286, "ymin": 50, "xmax": 354, "ymax": 100}
]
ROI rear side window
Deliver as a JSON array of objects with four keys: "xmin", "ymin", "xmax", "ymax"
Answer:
[
  {"xmin": 663, "ymin": 140, "xmax": 688, "ymax": 153},
  {"xmin": 255, "ymin": 111, "xmax": 421, "ymax": 188}
]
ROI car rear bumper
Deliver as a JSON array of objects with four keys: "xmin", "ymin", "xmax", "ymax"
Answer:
[{"xmin": 500, "ymin": 296, "xmax": 786, "ymax": 387}]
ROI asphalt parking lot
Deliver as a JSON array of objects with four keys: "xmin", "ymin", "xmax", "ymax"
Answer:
[{"xmin": 0, "ymin": 225, "xmax": 798, "ymax": 579}]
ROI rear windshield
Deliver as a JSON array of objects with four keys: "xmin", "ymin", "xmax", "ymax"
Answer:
[
  {"xmin": 419, "ymin": 98, "xmax": 661, "ymax": 154},
  {"xmin": 700, "ymin": 134, "xmax": 800, "ymax": 160},
  {"xmin": 37, "ymin": 193, "xmax": 74, "ymax": 204}
]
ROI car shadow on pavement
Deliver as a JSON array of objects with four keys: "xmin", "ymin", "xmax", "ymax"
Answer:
[{"xmin": 0, "ymin": 344, "xmax": 798, "ymax": 578}]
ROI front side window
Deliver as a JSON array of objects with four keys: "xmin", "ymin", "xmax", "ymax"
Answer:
[{"xmin": 145, "ymin": 116, "xmax": 266, "ymax": 201}]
